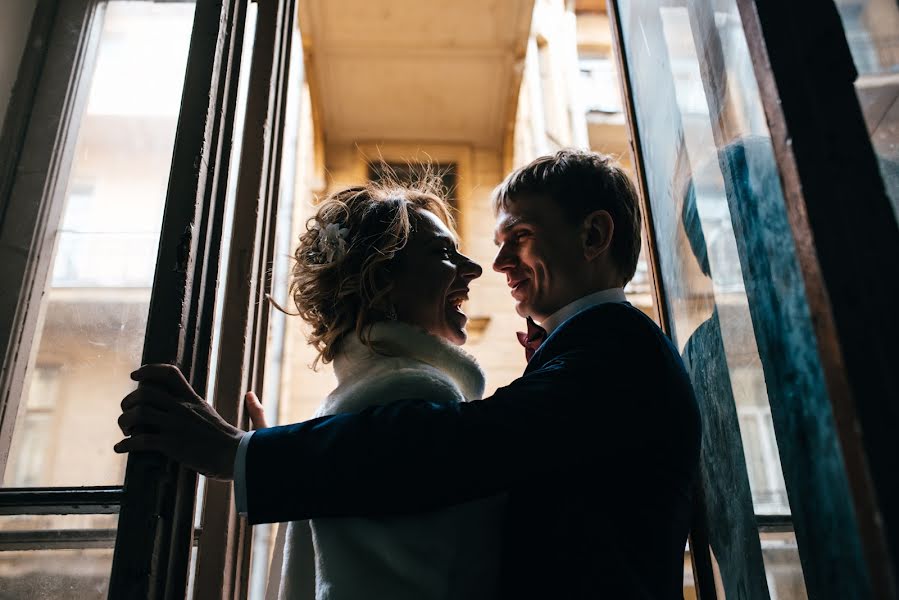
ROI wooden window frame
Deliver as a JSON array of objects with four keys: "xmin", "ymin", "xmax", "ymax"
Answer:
[
  {"xmin": 190, "ymin": 0, "xmax": 296, "ymax": 597},
  {"xmin": 103, "ymin": 0, "xmax": 252, "ymax": 594},
  {"xmin": 0, "ymin": 0, "xmax": 297, "ymax": 597},
  {"xmin": 610, "ymin": 0, "xmax": 899, "ymax": 597},
  {"xmin": 736, "ymin": 1, "xmax": 898, "ymax": 596}
]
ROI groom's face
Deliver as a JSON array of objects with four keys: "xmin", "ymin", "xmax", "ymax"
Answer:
[{"xmin": 492, "ymin": 194, "xmax": 588, "ymax": 322}]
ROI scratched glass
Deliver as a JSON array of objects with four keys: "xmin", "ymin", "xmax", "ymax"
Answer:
[
  {"xmin": 3, "ymin": 2, "xmax": 196, "ymax": 487},
  {"xmin": 0, "ymin": 549, "xmax": 114, "ymax": 600}
]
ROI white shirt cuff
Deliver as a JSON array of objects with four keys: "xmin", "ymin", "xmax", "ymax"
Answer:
[{"xmin": 234, "ymin": 430, "xmax": 254, "ymax": 516}]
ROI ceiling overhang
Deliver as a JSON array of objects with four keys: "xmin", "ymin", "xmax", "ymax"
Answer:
[{"xmin": 298, "ymin": 0, "xmax": 535, "ymax": 149}]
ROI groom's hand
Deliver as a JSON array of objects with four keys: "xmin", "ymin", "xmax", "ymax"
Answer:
[{"xmin": 115, "ymin": 364, "xmax": 245, "ymax": 480}]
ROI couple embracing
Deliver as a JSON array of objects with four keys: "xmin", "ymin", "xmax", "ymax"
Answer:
[{"xmin": 117, "ymin": 149, "xmax": 701, "ymax": 599}]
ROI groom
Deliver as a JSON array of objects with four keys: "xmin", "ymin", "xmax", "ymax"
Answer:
[{"xmin": 117, "ymin": 150, "xmax": 701, "ymax": 599}]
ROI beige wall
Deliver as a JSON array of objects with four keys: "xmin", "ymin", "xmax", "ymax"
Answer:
[
  {"xmin": 576, "ymin": 12, "xmax": 613, "ymax": 55},
  {"xmin": 0, "ymin": 0, "xmax": 38, "ymax": 129}
]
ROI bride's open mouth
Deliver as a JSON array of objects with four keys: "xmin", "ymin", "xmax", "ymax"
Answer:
[{"xmin": 446, "ymin": 289, "xmax": 469, "ymax": 316}]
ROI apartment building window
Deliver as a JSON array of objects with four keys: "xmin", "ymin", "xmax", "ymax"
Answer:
[
  {"xmin": 367, "ymin": 161, "xmax": 459, "ymax": 211},
  {"xmin": 537, "ymin": 37, "xmax": 570, "ymax": 148},
  {"xmin": 738, "ymin": 404, "xmax": 790, "ymax": 513},
  {"xmin": 7, "ymin": 367, "xmax": 60, "ymax": 488},
  {"xmin": 577, "ymin": 56, "xmax": 622, "ymax": 114}
]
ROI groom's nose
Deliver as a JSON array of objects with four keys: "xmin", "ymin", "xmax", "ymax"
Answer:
[{"xmin": 492, "ymin": 243, "xmax": 516, "ymax": 273}]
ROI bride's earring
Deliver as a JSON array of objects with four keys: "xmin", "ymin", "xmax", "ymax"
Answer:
[{"xmin": 386, "ymin": 305, "xmax": 397, "ymax": 321}]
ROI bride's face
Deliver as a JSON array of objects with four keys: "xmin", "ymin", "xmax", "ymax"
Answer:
[{"xmin": 390, "ymin": 209, "xmax": 482, "ymax": 345}]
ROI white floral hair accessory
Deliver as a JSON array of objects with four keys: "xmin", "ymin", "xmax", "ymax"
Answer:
[{"xmin": 314, "ymin": 222, "xmax": 350, "ymax": 264}]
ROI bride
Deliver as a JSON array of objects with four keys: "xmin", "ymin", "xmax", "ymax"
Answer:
[{"xmin": 248, "ymin": 181, "xmax": 505, "ymax": 599}]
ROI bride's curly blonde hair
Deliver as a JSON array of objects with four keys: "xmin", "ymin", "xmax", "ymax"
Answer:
[{"xmin": 281, "ymin": 178, "xmax": 455, "ymax": 366}]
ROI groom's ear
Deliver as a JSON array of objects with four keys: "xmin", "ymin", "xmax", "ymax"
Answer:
[{"xmin": 582, "ymin": 209, "xmax": 614, "ymax": 261}]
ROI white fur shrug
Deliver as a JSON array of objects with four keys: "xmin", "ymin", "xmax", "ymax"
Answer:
[{"xmin": 279, "ymin": 322, "xmax": 504, "ymax": 600}]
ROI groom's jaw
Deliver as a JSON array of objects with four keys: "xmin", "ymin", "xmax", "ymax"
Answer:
[{"xmin": 508, "ymin": 276, "xmax": 530, "ymax": 300}]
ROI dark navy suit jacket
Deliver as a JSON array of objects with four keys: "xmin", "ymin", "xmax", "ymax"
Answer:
[{"xmin": 247, "ymin": 302, "xmax": 701, "ymax": 599}]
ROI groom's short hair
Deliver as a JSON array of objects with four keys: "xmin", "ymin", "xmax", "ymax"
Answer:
[{"xmin": 493, "ymin": 149, "xmax": 642, "ymax": 283}]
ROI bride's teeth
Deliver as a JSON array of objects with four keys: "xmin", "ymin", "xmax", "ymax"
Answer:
[{"xmin": 447, "ymin": 295, "xmax": 465, "ymax": 309}]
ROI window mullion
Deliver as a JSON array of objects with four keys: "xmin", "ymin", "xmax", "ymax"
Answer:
[
  {"xmin": 106, "ymin": 0, "xmax": 249, "ymax": 597},
  {"xmin": 0, "ymin": 486, "xmax": 122, "ymax": 515},
  {"xmin": 192, "ymin": 0, "xmax": 295, "ymax": 597},
  {"xmin": 0, "ymin": 528, "xmax": 118, "ymax": 551},
  {"xmin": 756, "ymin": 515, "xmax": 793, "ymax": 534}
]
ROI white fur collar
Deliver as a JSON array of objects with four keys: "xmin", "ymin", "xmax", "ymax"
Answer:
[{"xmin": 333, "ymin": 321, "xmax": 486, "ymax": 400}]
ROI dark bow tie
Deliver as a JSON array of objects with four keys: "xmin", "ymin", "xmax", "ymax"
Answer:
[{"xmin": 516, "ymin": 317, "xmax": 548, "ymax": 362}]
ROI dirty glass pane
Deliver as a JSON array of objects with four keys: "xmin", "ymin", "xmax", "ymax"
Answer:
[
  {"xmin": 0, "ymin": 513, "xmax": 118, "ymax": 600},
  {"xmin": 0, "ymin": 549, "xmax": 113, "ymax": 600},
  {"xmin": 2, "ymin": 1, "xmax": 196, "ymax": 488},
  {"xmin": 617, "ymin": 0, "xmax": 869, "ymax": 597},
  {"xmin": 834, "ymin": 0, "xmax": 899, "ymax": 221}
]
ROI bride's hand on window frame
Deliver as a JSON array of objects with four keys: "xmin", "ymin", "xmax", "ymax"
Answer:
[{"xmin": 245, "ymin": 391, "xmax": 268, "ymax": 429}]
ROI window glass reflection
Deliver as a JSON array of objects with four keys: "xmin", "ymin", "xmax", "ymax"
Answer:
[
  {"xmin": 614, "ymin": 0, "xmax": 825, "ymax": 596},
  {"xmin": 3, "ymin": 2, "xmax": 196, "ymax": 487},
  {"xmin": 835, "ymin": 0, "xmax": 899, "ymax": 220},
  {"xmin": 620, "ymin": 0, "xmax": 791, "ymax": 518}
]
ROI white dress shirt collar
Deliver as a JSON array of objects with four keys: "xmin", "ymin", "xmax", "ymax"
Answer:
[{"xmin": 538, "ymin": 287, "xmax": 628, "ymax": 337}]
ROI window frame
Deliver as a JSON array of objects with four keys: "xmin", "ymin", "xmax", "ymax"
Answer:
[
  {"xmin": 610, "ymin": 0, "xmax": 899, "ymax": 597},
  {"xmin": 105, "ymin": 0, "xmax": 253, "ymax": 595},
  {"xmin": 190, "ymin": 0, "xmax": 297, "ymax": 597},
  {"xmin": 0, "ymin": 0, "xmax": 295, "ymax": 597},
  {"xmin": 736, "ymin": 0, "xmax": 899, "ymax": 595}
]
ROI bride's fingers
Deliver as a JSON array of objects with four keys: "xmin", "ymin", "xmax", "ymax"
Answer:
[{"xmin": 245, "ymin": 391, "xmax": 268, "ymax": 429}]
